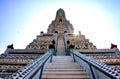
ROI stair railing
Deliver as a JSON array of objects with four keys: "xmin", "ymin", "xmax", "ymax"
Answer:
[
  {"xmin": 0, "ymin": 72, "xmax": 13, "ymax": 78},
  {"xmin": 63, "ymin": 33, "xmax": 69, "ymax": 55},
  {"xmin": 70, "ymin": 50, "xmax": 120, "ymax": 79},
  {"xmin": 54, "ymin": 33, "xmax": 58, "ymax": 56},
  {"xmin": 12, "ymin": 49, "xmax": 54, "ymax": 79}
]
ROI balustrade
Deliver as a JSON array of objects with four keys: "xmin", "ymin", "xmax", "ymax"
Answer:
[
  {"xmin": 12, "ymin": 49, "xmax": 54, "ymax": 79},
  {"xmin": 69, "ymin": 50, "xmax": 120, "ymax": 79}
]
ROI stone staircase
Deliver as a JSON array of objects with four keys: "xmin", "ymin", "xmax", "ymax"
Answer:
[
  {"xmin": 42, "ymin": 56, "xmax": 90, "ymax": 79},
  {"xmin": 57, "ymin": 38, "xmax": 65, "ymax": 55}
]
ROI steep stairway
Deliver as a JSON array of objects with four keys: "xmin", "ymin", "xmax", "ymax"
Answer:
[
  {"xmin": 57, "ymin": 38, "xmax": 65, "ymax": 55},
  {"xmin": 42, "ymin": 56, "xmax": 90, "ymax": 79}
]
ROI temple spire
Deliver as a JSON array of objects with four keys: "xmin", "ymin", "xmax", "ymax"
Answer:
[
  {"xmin": 47, "ymin": 8, "xmax": 74, "ymax": 33},
  {"xmin": 55, "ymin": 8, "xmax": 66, "ymax": 20}
]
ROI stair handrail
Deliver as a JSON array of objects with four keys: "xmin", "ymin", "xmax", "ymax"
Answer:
[
  {"xmin": 63, "ymin": 33, "xmax": 68, "ymax": 55},
  {"xmin": 54, "ymin": 33, "xmax": 58, "ymax": 56},
  {"xmin": 12, "ymin": 49, "xmax": 53, "ymax": 79},
  {"xmin": 0, "ymin": 72, "xmax": 13, "ymax": 78},
  {"xmin": 70, "ymin": 50, "xmax": 120, "ymax": 79}
]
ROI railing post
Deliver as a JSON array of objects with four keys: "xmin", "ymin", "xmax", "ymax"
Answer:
[
  {"xmin": 70, "ymin": 50, "xmax": 76, "ymax": 62},
  {"xmin": 73, "ymin": 53, "xmax": 76, "ymax": 62},
  {"xmin": 54, "ymin": 33, "xmax": 58, "ymax": 56},
  {"xmin": 53, "ymin": 48, "xmax": 56, "ymax": 56},
  {"xmin": 55, "ymin": 49, "xmax": 57, "ymax": 56},
  {"xmin": 39, "ymin": 63, "xmax": 44, "ymax": 79},
  {"xmin": 88, "ymin": 64, "xmax": 96, "ymax": 79},
  {"xmin": 63, "ymin": 33, "xmax": 68, "ymax": 56},
  {"xmin": 50, "ymin": 50, "xmax": 53, "ymax": 63}
]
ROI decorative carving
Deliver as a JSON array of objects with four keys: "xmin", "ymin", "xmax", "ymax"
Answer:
[
  {"xmin": 26, "ymin": 34, "xmax": 54, "ymax": 50},
  {"xmin": 87, "ymin": 54, "xmax": 120, "ymax": 70},
  {"xmin": 66, "ymin": 34, "xmax": 96, "ymax": 50}
]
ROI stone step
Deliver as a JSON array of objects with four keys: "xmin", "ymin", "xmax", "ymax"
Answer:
[
  {"xmin": 52, "ymin": 58, "xmax": 73, "ymax": 60},
  {"xmin": 50, "ymin": 62, "xmax": 78, "ymax": 65},
  {"xmin": 52, "ymin": 60, "xmax": 74, "ymax": 62},
  {"xmin": 52, "ymin": 56, "xmax": 73, "ymax": 60},
  {"xmin": 44, "ymin": 69, "xmax": 84, "ymax": 71},
  {"xmin": 42, "ymin": 74, "xmax": 90, "ymax": 79},
  {"xmin": 43, "ymin": 71, "xmax": 87, "ymax": 75},
  {"xmin": 52, "ymin": 59, "xmax": 72, "ymax": 61},
  {"xmin": 52, "ymin": 57, "xmax": 73, "ymax": 59},
  {"xmin": 46, "ymin": 66, "xmax": 81, "ymax": 69},
  {"xmin": 48, "ymin": 64, "xmax": 80, "ymax": 67},
  {"xmin": 53, "ymin": 56, "xmax": 69, "ymax": 57}
]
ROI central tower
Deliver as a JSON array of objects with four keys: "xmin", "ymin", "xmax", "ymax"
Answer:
[{"xmin": 47, "ymin": 8, "xmax": 74, "ymax": 35}]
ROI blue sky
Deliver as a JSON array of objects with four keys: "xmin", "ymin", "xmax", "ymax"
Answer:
[{"xmin": 0, "ymin": 0, "xmax": 120, "ymax": 54}]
